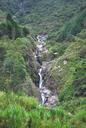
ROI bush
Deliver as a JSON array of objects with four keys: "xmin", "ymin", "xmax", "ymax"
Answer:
[
  {"xmin": 0, "ymin": 91, "xmax": 38, "ymax": 128},
  {"xmin": 70, "ymin": 109, "xmax": 86, "ymax": 128},
  {"xmin": 0, "ymin": 91, "xmax": 70, "ymax": 128},
  {"xmin": 18, "ymin": 96, "xmax": 38, "ymax": 110},
  {"xmin": 0, "ymin": 105, "xmax": 28, "ymax": 128}
]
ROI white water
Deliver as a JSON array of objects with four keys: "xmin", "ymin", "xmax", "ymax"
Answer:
[
  {"xmin": 37, "ymin": 35, "xmax": 46, "ymax": 104},
  {"xmin": 41, "ymin": 93, "xmax": 46, "ymax": 104},
  {"xmin": 38, "ymin": 67, "xmax": 46, "ymax": 104},
  {"xmin": 38, "ymin": 68, "xmax": 43, "ymax": 89}
]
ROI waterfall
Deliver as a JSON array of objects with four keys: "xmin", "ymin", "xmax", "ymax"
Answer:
[
  {"xmin": 41, "ymin": 93, "xmax": 45, "ymax": 104},
  {"xmin": 37, "ymin": 34, "xmax": 48, "ymax": 105},
  {"xmin": 38, "ymin": 67, "xmax": 46, "ymax": 104},
  {"xmin": 37, "ymin": 34, "xmax": 57, "ymax": 106},
  {"xmin": 38, "ymin": 68, "xmax": 43, "ymax": 89}
]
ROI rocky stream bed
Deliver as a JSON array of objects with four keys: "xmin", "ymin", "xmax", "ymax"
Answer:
[{"xmin": 35, "ymin": 35, "xmax": 58, "ymax": 107}]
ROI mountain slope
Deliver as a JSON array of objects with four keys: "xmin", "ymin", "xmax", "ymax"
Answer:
[
  {"xmin": 0, "ymin": 1, "xmax": 86, "ymax": 128},
  {"xmin": 0, "ymin": 0, "xmax": 86, "ymax": 35}
]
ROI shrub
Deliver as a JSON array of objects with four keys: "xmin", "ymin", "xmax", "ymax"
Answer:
[
  {"xmin": 70, "ymin": 109, "xmax": 86, "ymax": 128},
  {"xmin": 0, "ymin": 105, "xmax": 28, "ymax": 128}
]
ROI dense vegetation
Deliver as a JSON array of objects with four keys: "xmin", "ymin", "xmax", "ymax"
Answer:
[
  {"xmin": 0, "ymin": 0, "xmax": 86, "ymax": 35},
  {"xmin": 0, "ymin": 14, "xmax": 29, "ymax": 39},
  {"xmin": 0, "ymin": 0, "xmax": 86, "ymax": 128},
  {"xmin": 0, "ymin": 91, "xmax": 86, "ymax": 128},
  {"xmin": 53, "ymin": 9, "xmax": 86, "ymax": 41}
]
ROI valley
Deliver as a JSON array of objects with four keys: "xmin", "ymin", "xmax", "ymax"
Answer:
[{"xmin": 0, "ymin": 0, "xmax": 86, "ymax": 128}]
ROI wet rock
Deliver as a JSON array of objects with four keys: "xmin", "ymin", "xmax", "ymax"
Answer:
[
  {"xmin": 48, "ymin": 96, "xmax": 58, "ymax": 105},
  {"xmin": 63, "ymin": 60, "xmax": 68, "ymax": 65},
  {"xmin": 43, "ymin": 89, "xmax": 51, "ymax": 95},
  {"xmin": 37, "ymin": 44, "xmax": 43, "ymax": 51},
  {"xmin": 44, "ymin": 95, "xmax": 58, "ymax": 107},
  {"xmin": 40, "ymin": 86, "xmax": 58, "ymax": 106}
]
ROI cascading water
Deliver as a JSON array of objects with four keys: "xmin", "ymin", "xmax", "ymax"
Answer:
[
  {"xmin": 37, "ymin": 36, "xmax": 46, "ymax": 104},
  {"xmin": 38, "ymin": 67, "xmax": 46, "ymax": 104},
  {"xmin": 37, "ymin": 34, "xmax": 58, "ymax": 106},
  {"xmin": 38, "ymin": 68, "xmax": 43, "ymax": 89}
]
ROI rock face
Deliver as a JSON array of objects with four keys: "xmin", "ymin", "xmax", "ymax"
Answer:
[
  {"xmin": 43, "ymin": 60, "xmax": 59, "ymax": 94},
  {"xmin": 24, "ymin": 37, "xmax": 41, "ymax": 98},
  {"xmin": 26, "ymin": 39, "xmax": 40, "ymax": 86},
  {"xmin": 16, "ymin": 38, "xmax": 41, "ymax": 98},
  {"xmin": 15, "ymin": 80, "xmax": 40, "ymax": 98},
  {"xmin": 40, "ymin": 86, "xmax": 58, "ymax": 107}
]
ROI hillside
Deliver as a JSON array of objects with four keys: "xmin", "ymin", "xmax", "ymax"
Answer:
[
  {"xmin": 0, "ymin": 0, "xmax": 86, "ymax": 128},
  {"xmin": 0, "ymin": 0, "xmax": 86, "ymax": 35}
]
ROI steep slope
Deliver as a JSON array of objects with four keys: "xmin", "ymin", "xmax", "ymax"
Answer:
[
  {"xmin": 49, "ymin": 9, "xmax": 86, "ymax": 42},
  {"xmin": 0, "ymin": 37, "xmax": 40, "ymax": 97},
  {"xmin": 25, "ymin": 0, "xmax": 86, "ymax": 34},
  {"xmin": 44, "ymin": 31, "xmax": 86, "ymax": 112},
  {"xmin": 0, "ymin": 14, "xmax": 40, "ymax": 97}
]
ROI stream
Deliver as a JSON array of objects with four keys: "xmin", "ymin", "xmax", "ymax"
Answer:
[{"xmin": 36, "ymin": 34, "xmax": 58, "ymax": 107}]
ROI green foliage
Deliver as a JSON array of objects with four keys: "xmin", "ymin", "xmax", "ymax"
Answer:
[
  {"xmin": 0, "ymin": 105, "xmax": 28, "ymax": 128},
  {"xmin": 0, "ymin": 13, "xmax": 29, "ymax": 39},
  {"xmin": 60, "ymin": 45, "xmax": 86, "ymax": 101},
  {"xmin": 6, "ymin": 13, "xmax": 13, "ymax": 22},
  {"xmin": 0, "ymin": 91, "xmax": 37, "ymax": 128},
  {"xmin": 27, "ymin": 106, "xmax": 70, "ymax": 128},
  {"xmin": 0, "ymin": 37, "xmax": 35, "ymax": 93},
  {"xmin": 0, "ymin": 91, "xmax": 85, "ymax": 128},
  {"xmin": 57, "ymin": 9, "xmax": 86, "ymax": 41},
  {"xmin": 4, "ymin": 51, "xmax": 27, "ymax": 85},
  {"xmin": 0, "ymin": 91, "xmax": 74, "ymax": 128},
  {"xmin": 69, "ymin": 109, "xmax": 86, "ymax": 128},
  {"xmin": 46, "ymin": 41, "xmax": 68, "ymax": 58},
  {"xmin": 61, "ymin": 97, "xmax": 86, "ymax": 113},
  {"xmin": 0, "ymin": 9, "xmax": 6, "ymax": 23},
  {"xmin": 72, "ymin": 59, "xmax": 86, "ymax": 96},
  {"xmin": 18, "ymin": 96, "xmax": 38, "ymax": 110},
  {"xmin": 0, "ymin": 1, "xmax": 86, "ymax": 128},
  {"xmin": 23, "ymin": 27, "xmax": 30, "ymax": 36},
  {"xmin": 77, "ymin": 29, "xmax": 86, "ymax": 39},
  {"xmin": 1, "ymin": 0, "xmax": 85, "ymax": 37},
  {"xmin": 47, "ymin": 35, "xmax": 86, "ymax": 115},
  {"xmin": 0, "ymin": 45, "xmax": 27, "ymax": 90}
]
